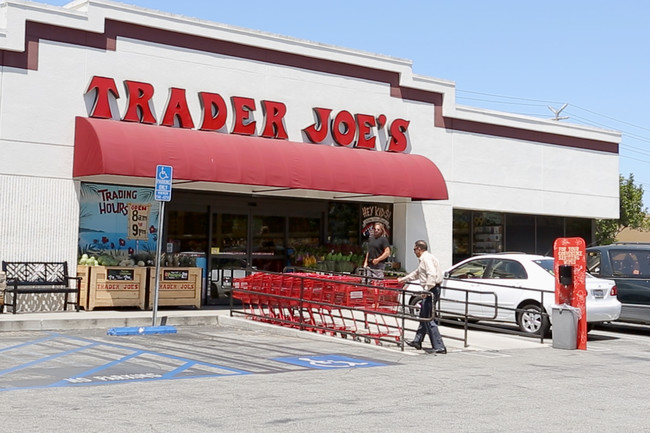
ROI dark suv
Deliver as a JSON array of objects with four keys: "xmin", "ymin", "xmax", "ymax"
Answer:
[{"xmin": 586, "ymin": 243, "xmax": 650, "ymax": 324}]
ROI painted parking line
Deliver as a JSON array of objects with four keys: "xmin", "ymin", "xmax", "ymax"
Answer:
[
  {"xmin": 0, "ymin": 333, "xmax": 250, "ymax": 391},
  {"xmin": 0, "ymin": 334, "xmax": 391, "ymax": 392}
]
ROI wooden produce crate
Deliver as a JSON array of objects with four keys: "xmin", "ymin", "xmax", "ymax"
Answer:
[
  {"xmin": 0, "ymin": 270, "xmax": 5, "ymax": 310},
  {"xmin": 76, "ymin": 265, "xmax": 91, "ymax": 310},
  {"xmin": 148, "ymin": 267, "xmax": 202, "ymax": 309},
  {"xmin": 88, "ymin": 266, "xmax": 147, "ymax": 311}
]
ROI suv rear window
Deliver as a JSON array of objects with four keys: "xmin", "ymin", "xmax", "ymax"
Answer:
[{"xmin": 610, "ymin": 249, "xmax": 650, "ymax": 277}]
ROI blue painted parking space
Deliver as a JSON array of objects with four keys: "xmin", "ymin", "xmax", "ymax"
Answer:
[
  {"xmin": 0, "ymin": 332, "xmax": 390, "ymax": 392},
  {"xmin": 0, "ymin": 333, "xmax": 250, "ymax": 391}
]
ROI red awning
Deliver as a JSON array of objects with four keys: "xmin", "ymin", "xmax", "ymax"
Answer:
[{"xmin": 73, "ymin": 117, "xmax": 448, "ymax": 201}]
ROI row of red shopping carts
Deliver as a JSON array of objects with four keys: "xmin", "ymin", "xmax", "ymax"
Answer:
[{"xmin": 231, "ymin": 272, "xmax": 404, "ymax": 345}]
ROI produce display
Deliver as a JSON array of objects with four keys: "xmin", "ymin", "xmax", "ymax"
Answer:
[{"xmin": 78, "ymin": 252, "xmax": 154, "ymax": 267}]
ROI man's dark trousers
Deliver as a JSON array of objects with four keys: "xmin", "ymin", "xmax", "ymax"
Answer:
[{"xmin": 413, "ymin": 287, "xmax": 445, "ymax": 351}]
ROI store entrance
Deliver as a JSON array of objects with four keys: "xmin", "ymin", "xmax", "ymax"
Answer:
[
  {"xmin": 208, "ymin": 212, "xmax": 324, "ymax": 305},
  {"xmin": 166, "ymin": 192, "xmax": 365, "ymax": 306},
  {"xmin": 166, "ymin": 193, "xmax": 328, "ymax": 306},
  {"xmin": 208, "ymin": 212, "xmax": 287, "ymax": 305}
]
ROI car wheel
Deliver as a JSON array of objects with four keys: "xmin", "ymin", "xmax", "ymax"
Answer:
[
  {"xmin": 408, "ymin": 295, "xmax": 423, "ymax": 315},
  {"xmin": 517, "ymin": 303, "xmax": 550, "ymax": 336}
]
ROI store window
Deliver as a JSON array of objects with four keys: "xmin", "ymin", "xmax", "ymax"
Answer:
[
  {"xmin": 566, "ymin": 218, "xmax": 593, "ymax": 246},
  {"xmin": 453, "ymin": 210, "xmax": 471, "ymax": 263},
  {"xmin": 537, "ymin": 216, "xmax": 564, "ymax": 255},
  {"xmin": 167, "ymin": 211, "xmax": 208, "ymax": 253},
  {"xmin": 251, "ymin": 215, "xmax": 285, "ymax": 272},
  {"xmin": 212, "ymin": 213, "xmax": 248, "ymax": 255},
  {"xmin": 505, "ymin": 214, "xmax": 536, "ymax": 254},
  {"xmin": 473, "ymin": 212, "xmax": 503, "ymax": 254},
  {"xmin": 452, "ymin": 210, "xmax": 594, "ymax": 264},
  {"xmin": 289, "ymin": 216, "xmax": 321, "ymax": 250},
  {"xmin": 328, "ymin": 203, "xmax": 360, "ymax": 245}
]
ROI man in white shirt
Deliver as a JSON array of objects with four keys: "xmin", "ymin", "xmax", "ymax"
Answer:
[{"xmin": 398, "ymin": 240, "xmax": 446, "ymax": 354}]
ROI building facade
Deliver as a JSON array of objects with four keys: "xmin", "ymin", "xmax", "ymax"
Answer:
[{"xmin": 0, "ymin": 1, "xmax": 620, "ymax": 306}]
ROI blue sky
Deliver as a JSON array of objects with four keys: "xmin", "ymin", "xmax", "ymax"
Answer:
[{"xmin": 34, "ymin": 0, "xmax": 650, "ymax": 207}]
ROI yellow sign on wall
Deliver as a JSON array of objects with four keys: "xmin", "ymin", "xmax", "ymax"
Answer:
[{"xmin": 127, "ymin": 203, "xmax": 151, "ymax": 241}]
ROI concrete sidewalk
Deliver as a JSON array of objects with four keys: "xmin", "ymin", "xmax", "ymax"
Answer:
[
  {"xmin": 0, "ymin": 306, "xmax": 230, "ymax": 332},
  {"xmin": 0, "ymin": 306, "xmax": 549, "ymax": 353}
]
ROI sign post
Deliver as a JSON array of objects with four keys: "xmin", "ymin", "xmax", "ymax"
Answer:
[{"xmin": 153, "ymin": 165, "xmax": 173, "ymax": 326}]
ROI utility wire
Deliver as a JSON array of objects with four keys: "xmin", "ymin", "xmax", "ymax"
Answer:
[{"xmin": 457, "ymin": 88, "xmax": 650, "ymax": 195}]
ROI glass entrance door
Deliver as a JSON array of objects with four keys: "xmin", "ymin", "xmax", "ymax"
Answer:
[
  {"xmin": 207, "ymin": 212, "xmax": 289, "ymax": 305},
  {"xmin": 251, "ymin": 215, "xmax": 286, "ymax": 272},
  {"xmin": 208, "ymin": 212, "xmax": 249, "ymax": 305}
]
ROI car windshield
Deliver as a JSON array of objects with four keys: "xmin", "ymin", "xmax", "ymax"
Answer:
[{"xmin": 533, "ymin": 258, "xmax": 555, "ymax": 276}]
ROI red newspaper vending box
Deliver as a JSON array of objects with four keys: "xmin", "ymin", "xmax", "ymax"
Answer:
[{"xmin": 553, "ymin": 237, "xmax": 587, "ymax": 350}]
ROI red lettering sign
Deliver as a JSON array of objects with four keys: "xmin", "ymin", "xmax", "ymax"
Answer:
[
  {"xmin": 260, "ymin": 100, "xmax": 288, "ymax": 139},
  {"xmin": 386, "ymin": 118, "xmax": 410, "ymax": 152},
  {"xmin": 332, "ymin": 110, "xmax": 356, "ymax": 146},
  {"xmin": 199, "ymin": 92, "xmax": 228, "ymax": 131},
  {"xmin": 303, "ymin": 107, "xmax": 332, "ymax": 143},
  {"xmin": 231, "ymin": 96, "xmax": 256, "ymax": 135},
  {"xmin": 161, "ymin": 88, "xmax": 194, "ymax": 128},
  {"xmin": 87, "ymin": 76, "xmax": 119, "ymax": 119},
  {"xmin": 355, "ymin": 114, "xmax": 377, "ymax": 150},
  {"xmin": 123, "ymin": 80, "xmax": 156, "ymax": 124},
  {"xmin": 84, "ymin": 76, "xmax": 413, "ymax": 153}
]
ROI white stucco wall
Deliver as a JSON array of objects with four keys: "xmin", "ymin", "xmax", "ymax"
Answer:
[{"xmin": 0, "ymin": 0, "xmax": 621, "ymax": 269}]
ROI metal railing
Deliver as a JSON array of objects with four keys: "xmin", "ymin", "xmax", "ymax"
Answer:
[
  {"xmin": 228, "ymin": 269, "xmax": 552, "ymax": 349},
  {"xmin": 435, "ymin": 277, "xmax": 552, "ymax": 344}
]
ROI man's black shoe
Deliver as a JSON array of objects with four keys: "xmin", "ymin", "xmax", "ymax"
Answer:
[
  {"xmin": 405, "ymin": 340, "xmax": 422, "ymax": 350},
  {"xmin": 434, "ymin": 348, "xmax": 447, "ymax": 354}
]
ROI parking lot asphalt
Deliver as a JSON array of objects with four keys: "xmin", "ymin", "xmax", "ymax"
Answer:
[
  {"xmin": 0, "ymin": 306, "xmax": 547, "ymax": 353},
  {"xmin": 0, "ymin": 318, "xmax": 649, "ymax": 432}
]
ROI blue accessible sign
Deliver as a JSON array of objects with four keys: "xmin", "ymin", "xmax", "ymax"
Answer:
[{"xmin": 155, "ymin": 165, "xmax": 173, "ymax": 202}]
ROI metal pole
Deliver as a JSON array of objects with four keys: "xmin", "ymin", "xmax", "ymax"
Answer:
[{"xmin": 152, "ymin": 201, "xmax": 165, "ymax": 326}]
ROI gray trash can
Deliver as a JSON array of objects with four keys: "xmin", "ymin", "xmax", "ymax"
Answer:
[{"xmin": 552, "ymin": 304, "xmax": 580, "ymax": 350}]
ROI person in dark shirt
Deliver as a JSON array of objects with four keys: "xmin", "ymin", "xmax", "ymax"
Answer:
[{"xmin": 364, "ymin": 222, "xmax": 391, "ymax": 279}]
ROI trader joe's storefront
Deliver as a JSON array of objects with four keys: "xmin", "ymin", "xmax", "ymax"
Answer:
[{"xmin": 79, "ymin": 184, "xmax": 400, "ymax": 306}]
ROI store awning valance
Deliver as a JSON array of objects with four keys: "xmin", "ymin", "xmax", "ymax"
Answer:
[{"xmin": 73, "ymin": 117, "xmax": 448, "ymax": 201}]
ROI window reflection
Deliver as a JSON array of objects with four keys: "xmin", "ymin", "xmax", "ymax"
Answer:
[
  {"xmin": 252, "ymin": 216, "xmax": 284, "ymax": 254},
  {"xmin": 212, "ymin": 213, "xmax": 248, "ymax": 255}
]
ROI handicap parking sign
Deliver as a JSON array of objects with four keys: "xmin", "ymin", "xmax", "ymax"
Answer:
[{"xmin": 155, "ymin": 165, "xmax": 173, "ymax": 202}]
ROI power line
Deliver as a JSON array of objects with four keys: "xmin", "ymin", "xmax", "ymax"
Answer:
[
  {"xmin": 456, "ymin": 89, "xmax": 650, "ymax": 149},
  {"xmin": 456, "ymin": 89, "xmax": 650, "ymax": 198},
  {"xmin": 457, "ymin": 89, "xmax": 650, "ymax": 135}
]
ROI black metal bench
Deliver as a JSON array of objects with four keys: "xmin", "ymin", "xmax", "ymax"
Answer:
[{"xmin": 1, "ymin": 261, "xmax": 81, "ymax": 314}]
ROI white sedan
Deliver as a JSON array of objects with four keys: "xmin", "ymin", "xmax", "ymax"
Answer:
[{"xmin": 408, "ymin": 253, "xmax": 621, "ymax": 335}]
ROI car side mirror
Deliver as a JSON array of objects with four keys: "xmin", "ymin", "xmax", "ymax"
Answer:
[{"xmin": 444, "ymin": 271, "xmax": 450, "ymax": 278}]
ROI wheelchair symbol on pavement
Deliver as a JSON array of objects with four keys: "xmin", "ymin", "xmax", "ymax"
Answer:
[
  {"xmin": 272, "ymin": 354, "xmax": 385, "ymax": 370},
  {"xmin": 297, "ymin": 357, "xmax": 369, "ymax": 368}
]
